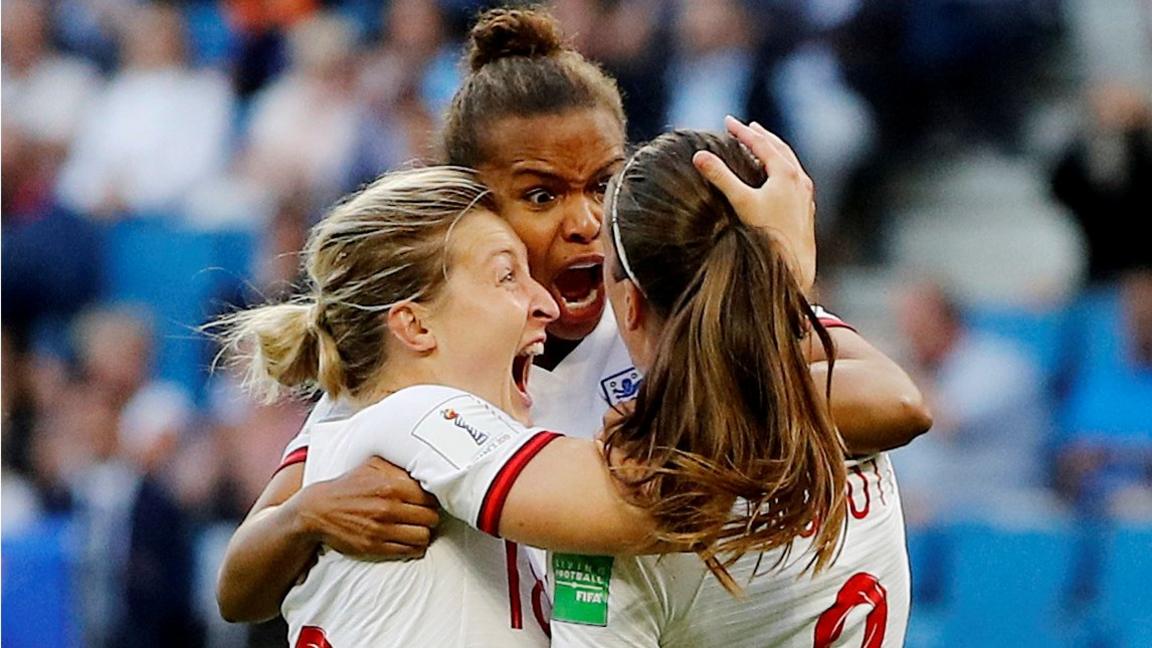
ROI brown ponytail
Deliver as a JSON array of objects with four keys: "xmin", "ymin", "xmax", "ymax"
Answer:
[
  {"xmin": 441, "ymin": 6, "xmax": 625, "ymax": 166},
  {"xmin": 604, "ymin": 131, "xmax": 848, "ymax": 584}
]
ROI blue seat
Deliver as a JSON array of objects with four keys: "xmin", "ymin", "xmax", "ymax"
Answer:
[
  {"xmin": 101, "ymin": 218, "xmax": 254, "ymax": 400},
  {"xmin": 1094, "ymin": 524, "xmax": 1152, "ymax": 647},
  {"xmin": 1, "ymin": 517, "xmax": 80, "ymax": 648},
  {"xmin": 938, "ymin": 522, "xmax": 1081, "ymax": 647},
  {"xmin": 1060, "ymin": 288, "xmax": 1152, "ymax": 445}
]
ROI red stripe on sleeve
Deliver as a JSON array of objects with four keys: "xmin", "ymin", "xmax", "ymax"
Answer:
[
  {"xmin": 273, "ymin": 447, "xmax": 309, "ymax": 476},
  {"xmin": 818, "ymin": 316, "xmax": 857, "ymax": 333},
  {"xmin": 477, "ymin": 431, "xmax": 562, "ymax": 536}
]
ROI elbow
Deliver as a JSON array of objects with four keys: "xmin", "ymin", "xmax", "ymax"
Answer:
[
  {"xmin": 894, "ymin": 393, "xmax": 933, "ymax": 448},
  {"xmin": 216, "ymin": 576, "xmax": 275, "ymax": 625},
  {"xmin": 216, "ymin": 583, "xmax": 247, "ymax": 624},
  {"xmin": 216, "ymin": 593, "xmax": 242, "ymax": 624}
]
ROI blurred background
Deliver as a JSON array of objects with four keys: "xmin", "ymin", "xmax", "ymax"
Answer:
[{"xmin": 1, "ymin": 0, "xmax": 1149, "ymax": 646}]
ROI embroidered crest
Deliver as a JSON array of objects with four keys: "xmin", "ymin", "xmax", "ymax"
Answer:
[{"xmin": 600, "ymin": 367, "xmax": 641, "ymax": 407}]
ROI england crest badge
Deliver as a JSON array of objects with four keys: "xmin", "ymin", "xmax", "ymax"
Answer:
[{"xmin": 600, "ymin": 367, "xmax": 641, "ymax": 407}]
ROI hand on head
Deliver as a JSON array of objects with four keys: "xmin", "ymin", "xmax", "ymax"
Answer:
[{"xmin": 692, "ymin": 116, "xmax": 817, "ymax": 293}]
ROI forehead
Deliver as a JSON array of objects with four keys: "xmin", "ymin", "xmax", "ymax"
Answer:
[
  {"xmin": 478, "ymin": 108, "xmax": 626, "ymax": 182},
  {"xmin": 449, "ymin": 209, "xmax": 526, "ymax": 261}
]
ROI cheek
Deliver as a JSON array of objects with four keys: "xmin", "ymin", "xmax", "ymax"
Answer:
[{"xmin": 504, "ymin": 212, "xmax": 562, "ymax": 281}]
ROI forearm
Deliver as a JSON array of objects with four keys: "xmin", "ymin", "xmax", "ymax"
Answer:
[
  {"xmin": 217, "ymin": 500, "xmax": 318, "ymax": 622},
  {"xmin": 217, "ymin": 464, "xmax": 315, "ymax": 623}
]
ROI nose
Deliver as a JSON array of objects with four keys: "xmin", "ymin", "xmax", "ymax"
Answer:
[
  {"xmin": 561, "ymin": 196, "xmax": 601, "ymax": 244},
  {"xmin": 530, "ymin": 279, "xmax": 559, "ymax": 324}
]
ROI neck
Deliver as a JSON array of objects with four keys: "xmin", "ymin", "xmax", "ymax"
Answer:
[{"xmin": 361, "ymin": 354, "xmax": 513, "ymax": 414}]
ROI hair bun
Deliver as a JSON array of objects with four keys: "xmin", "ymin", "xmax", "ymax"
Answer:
[{"xmin": 467, "ymin": 8, "xmax": 566, "ymax": 72}]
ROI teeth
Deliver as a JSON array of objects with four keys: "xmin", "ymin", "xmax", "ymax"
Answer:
[
  {"xmin": 520, "ymin": 342, "xmax": 545, "ymax": 357},
  {"xmin": 561, "ymin": 291, "xmax": 599, "ymax": 310},
  {"xmin": 567, "ymin": 262, "xmax": 601, "ymax": 270}
]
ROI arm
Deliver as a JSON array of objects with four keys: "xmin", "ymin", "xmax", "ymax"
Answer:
[
  {"xmin": 358, "ymin": 387, "xmax": 658, "ymax": 557},
  {"xmin": 217, "ymin": 458, "xmax": 440, "ymax": 623},
  {"xmin": 497, "ymin": 437, "xmax": 657, "ymax": 554},
  {"xmin": 807, "ymin": 326, "xmax": 933, "ymax": 455}
]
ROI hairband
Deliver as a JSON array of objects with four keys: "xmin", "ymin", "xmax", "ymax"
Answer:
[{"xmin": 610, "ymin": 157, "xmax": 645, "ymax": 294}]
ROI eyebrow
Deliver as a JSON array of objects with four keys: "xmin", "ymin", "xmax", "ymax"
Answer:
[
  {"xmin": 486, "ymin": 248, "xmax": 521, "ymax": 263},
  {"xmin": 510, "ymin": 157, "xmax": 626, "ymax": 184}
]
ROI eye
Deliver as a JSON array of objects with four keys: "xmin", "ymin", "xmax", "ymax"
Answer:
[
  {"xmin": 524, "ymin": 188, "xmax": 557, "ymax": 206},
  {"xmin": 500, "ymin": 268, "xmax": 516, "ymax": 284},
  {"xmin": 594, "ymin": 177, "xmax": 612, "ymax": 197}
]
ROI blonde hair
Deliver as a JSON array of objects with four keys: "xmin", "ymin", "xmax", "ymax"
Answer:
[{"xmin": 213, "ymin": 167, "xmax": 494, "ymax": 402}]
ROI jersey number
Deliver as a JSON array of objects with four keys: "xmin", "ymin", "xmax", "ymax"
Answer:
[
  {"xmin": 294, "ymin": 626, "xmax": 332, "ymax": 648},
  {"xmin": 813, "ymin": 573, "xmax": 887, "ymax": 648}
]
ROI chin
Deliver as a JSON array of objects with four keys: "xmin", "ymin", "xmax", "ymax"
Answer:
[{"xmin": 547, "ymin": 313, "xmax": 603, "ymax": 342}]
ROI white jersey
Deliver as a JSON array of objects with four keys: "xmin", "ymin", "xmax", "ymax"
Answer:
[
  {"xmin": 548, "ymin": 453, "xmax": 909, "ymax": 648},
  {"xmin": 275, "ymin": 304, "xmax": 850, "ymax": 468},
  {"xmin": 281, "ymin": 385, "xmax": 556, "ymax": 647},
  {"xmin": 273, "ymin": 304, "xmax": 881, "ymax": 645}
]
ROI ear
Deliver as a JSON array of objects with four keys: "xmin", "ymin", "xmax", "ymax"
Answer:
[
  {"xmin": 386, "ymin": 302, "xmax": 437, "ymax": 353},
  {"xmin": 622, "ymin": 281, "xmax": 647, "ymax": 333}
]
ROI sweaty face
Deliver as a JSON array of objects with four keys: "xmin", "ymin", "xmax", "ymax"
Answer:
[
  {"xmin": 477, "ymin": 109, "xmax": 626, "ymax": 341},
  {"xmin": 425, "ymin": 209, "xmax": 559, "ymax": 422}
]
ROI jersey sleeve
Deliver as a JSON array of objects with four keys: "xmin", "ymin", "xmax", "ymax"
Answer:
[
  {"xmin": 812, "ymin": 304, "xmax": 857, "ymax": 332},
  {"xmin": 344, "ymin": 386, "xmax": 563, "ymax": 535},
  {"xmin": 274, "ymin": 395, "xmax": 344, "ymax": 474}
]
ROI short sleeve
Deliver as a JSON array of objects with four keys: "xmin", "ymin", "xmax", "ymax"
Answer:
[
  {"xmin": 344, "ymin": 386, "xmax": 563, "ymax": 535},
  {"xmin": 275, "ymin": 395, "xmax": 352, "ymax": 474},
  {"xmin": 812, "ymin": 304, "xmax": 857, "ymax": 332}
]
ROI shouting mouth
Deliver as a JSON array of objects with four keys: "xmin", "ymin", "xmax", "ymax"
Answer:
[
  {"xmin": 551, "ymin": 261, "xmax": 605, "ymax": 326},
  {"xmin": 512, "ymin": 339, "xmax": 545, "ymax": 409}
]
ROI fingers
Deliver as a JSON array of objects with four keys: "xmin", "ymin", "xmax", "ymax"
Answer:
[
  {"xmin": 723, "ymin": 115, "xmax": 808, "ymax": 179},
  {"xmin": 693, "ymin": 150, "xmax": 753, "ymax": 207},
  {"xmin": 383, "ymin": 501, "xmax": 441, "ymax": 529},
  {"xmin": 746, "ymin": 120, "xmax": 805, "ymax": 171},
  {"xmin": 364, "ymin": 457, "xmax": 440, "ymax": 506},
  {"xmin": 367, "ymin": 519, "xmax": 437, "ymax": 548}
]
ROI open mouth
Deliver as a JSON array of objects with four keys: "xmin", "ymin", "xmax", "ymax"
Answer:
[
  {"xmin": 512, "ymin": 340, "xmax": 545, "ymax": 407},
  {"xmin": 552, "ymin": 262, "xmax": 605, "ymax": 322}
]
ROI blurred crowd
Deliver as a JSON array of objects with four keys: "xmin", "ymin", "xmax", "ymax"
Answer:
[{"xmin": 1, "ymin": 0, "xmax": 1150, "ymax": 646}]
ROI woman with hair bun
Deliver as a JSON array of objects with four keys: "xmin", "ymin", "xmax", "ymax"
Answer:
[
  {"xmin": 216, "ymin": 6, "xmax": 931, "ymax": 639},
  {"xmin": 215, "ymin": 148, "xmax": 845, "ymax": 646}
]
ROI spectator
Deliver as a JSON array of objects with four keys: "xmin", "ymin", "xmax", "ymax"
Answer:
[
  {"xmin": 241, "ymin": 12, "xmax": 361, "ymax": 209},
  {"xmin": 1, "ymin": 0, "xmax": 102, "ymax": 225},
  {"xmin": 665, "ymin": 0, "xmax": 756, "ymax": 130},
  {"xmin": 552, "ymin": 0, "xmax": 669, "ymax": 141},
  {"xmin": 353, "ymin": 0, "xmax": 459, "ymax": 180},
  {"xmin": 1051, "ymin": 82, "xmax": 1152, "ymax": 284},
  {"xmin": 892, "ymin": 280, "xmax": 1057, "ymax": 524},
  {"xmin": 28, "ymin": 305, "xmax": 201, "ymax": 646},
  {"xmin": 55, "ymin": 4, "xmax": 235, "ymax": 220}
]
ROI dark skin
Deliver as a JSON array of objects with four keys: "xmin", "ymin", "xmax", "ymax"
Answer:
[
  {"xmin": 215, "ymin": 111, "xmax": 930, "ymax": 623},
  {"xmin": 476, "ymin": 109, "xmax": 626, "ymax": 346}
]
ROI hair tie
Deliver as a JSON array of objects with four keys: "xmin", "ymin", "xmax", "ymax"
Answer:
[
  {"xmin": 610, "ymin": 157, "xmax": 645, "ymax": 295},
  {"xmin": 309, "ymin": 301, "xmax": 327, "ymax": 332}
]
